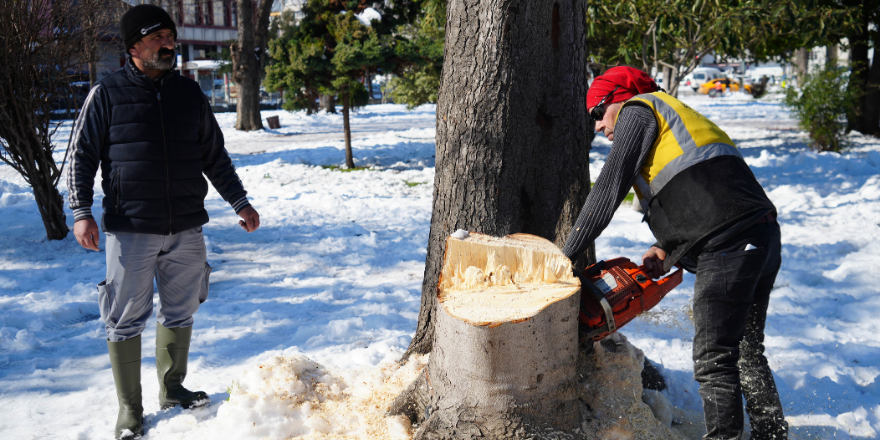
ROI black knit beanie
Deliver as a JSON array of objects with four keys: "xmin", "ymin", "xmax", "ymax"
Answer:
[{"xmin": 120, "ymin": 4, "xmax": 178, "ymax": 51}]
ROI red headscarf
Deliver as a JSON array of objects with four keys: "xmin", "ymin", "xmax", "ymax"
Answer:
[{"xmin": 586, "ymin": 66, "xmax": 660, "ymax": 110}]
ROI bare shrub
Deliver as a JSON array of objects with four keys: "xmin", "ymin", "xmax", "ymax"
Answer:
[{"xmin": 0, "ymin": 0, "xmax": 119, "ymax": 239}]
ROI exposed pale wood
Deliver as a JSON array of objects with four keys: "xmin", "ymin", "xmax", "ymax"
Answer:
[{"xmin": 438, "ymin": 232, "xmax": 579, "ymax": 326}]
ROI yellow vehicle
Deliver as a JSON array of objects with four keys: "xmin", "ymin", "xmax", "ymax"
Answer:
[{"xmin": 698, "ymin": 78, "xmax": 753, "ymax": 95}]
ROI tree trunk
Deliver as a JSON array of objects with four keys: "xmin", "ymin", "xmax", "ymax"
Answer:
[
  {"xmin": 88, "ymin": 60, "xmax": 98, "ymax": 88},
  {"xmin": 342, "ymin": 92, "xmax": 355, "ymax": 168},
  {"xmin": 17, "ymin": 137, "xmax": 69, "ymax": 240},
  {"xmin": 86, "ymin": 30, "xmax": 98, "ymax": 88},
  {"xmin": 322, "ymin": 94, "xmax": 337, "ymax": 113},
  {"xmin": 32, "ymin": 172, "xmax": 69, "ymax": 240},
  {"xmin": 306, "ymin": 88, "xmax": 319, "ymax": 115},
  {"xmin": 863, "ymin": 31, "xmax": 880, "ymax": 137},
  {"xmin": 231, "ymin": 0, "xmax": 272, "ymax": 131},
  {"xmin": 392, "ymin": 233, "xmax": 583, "ymax": 438},
  {"xmin": 366, "ymin": 72, "xmax": 373, "ymax": 101},
  {"xmin": 794, "ymin": 48, "xmax": 809, "ymax": 85},
  {"xmin": 402, "ymin": 0, "xmax": 593, "ymax": 360},
  {"xmin": 845, "ymin": 8, "xmax": 870, "ymax": 134},
  {"xmin": 663, "ymin": 65, "xmax": 678, "ymax": 97},
  {"xmin": 825, "ymin": 44, "xmax": 838, "ymax": 65}
]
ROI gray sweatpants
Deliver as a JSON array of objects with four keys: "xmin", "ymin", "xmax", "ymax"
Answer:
[{"xmin": 98, "ymin": 227, "xmax": 211, "ymax": 342}]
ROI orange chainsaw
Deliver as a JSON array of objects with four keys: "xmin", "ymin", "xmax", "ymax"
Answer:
[{"xmin": 577, "ymin": 257, "xmax": 683, "ymax": 341}]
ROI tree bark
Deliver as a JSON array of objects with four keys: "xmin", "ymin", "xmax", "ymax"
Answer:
[
  {"xmin": 402, "ymin": 0, "xmax": 593, "ymax": 360},
  {"xmin": 825, "ymin": 44, "xmax": 838, "ymax": 65},
  {"xmin": 322, "ymin": 94, "xmax": 337, "ymax": 113},
  {"xmin": 86, "ymin": 20, "xmax": 98, "ymax": 88},
  {"xmin": 794, "ymin": 48, "xmax": 809, "ymax": 85},
  {"xmin": 845, "ymin": 8, "xmax": 870, "ymax": 134},
  {"xmin": 342, "ymin": 92, "xmax": 355, "ymax": 168},
  {"xmin": 88, "ymin": 60, "xmax": 98, "ymax": 88},
  {"xmin": 232, "ymin": 0, "xmax": 273, "ymax": 131},
  {"xmin": 662, "ymin": 65, "xmax": 678, "ymax": 96},
  {"xmin": 32, "ymin": 171, "xmax": 69, "ymax": 240},
  {"xmin": 863, "ymin": 31, "xmax": 880, "ymax": 137},
  {"xmin": 306, "ymin": 88, "xmax": 320, "ymax": 115},
  {"xmin": 14, "ymin": 136, "xmax": 69, "ymax": 240}
]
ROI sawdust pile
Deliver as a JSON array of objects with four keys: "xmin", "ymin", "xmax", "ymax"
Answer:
[
  {"xmin": 217, "ymin": 353, "xmax": 428, "ymax": 439},
  {"xmin": 218, "ymin": 334, "xmax": 707, "ymax": 440},
  {"xmin": 578, "ymin": 332, "xmax": 705, "ymax": 440}
]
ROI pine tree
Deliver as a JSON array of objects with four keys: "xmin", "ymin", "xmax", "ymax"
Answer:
[
  {"xmin": 265, "ymin": 0, "xmax": 418, "ymax": 167},
  {"xmin": 386, "ymin": 0, "xmax": 445, "ymax": 108}
]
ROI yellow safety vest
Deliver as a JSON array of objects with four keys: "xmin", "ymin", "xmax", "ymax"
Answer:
[{"xmin": 617, "ymin": 92, "xmax": 742, "ymax": 211}]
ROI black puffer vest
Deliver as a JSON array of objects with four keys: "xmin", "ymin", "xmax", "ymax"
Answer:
[
  {"xmin": 99, "ymin": 61, "xmax": 209, "ymax": 234},
  {"xmin": 646, "ymin": 155, "xmax": 776, "ymax": 271}
]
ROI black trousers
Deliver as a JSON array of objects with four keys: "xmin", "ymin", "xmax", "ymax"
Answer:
[{"xmin": 691, "ymin": 221, "xmax": 788, "ymax": 440}]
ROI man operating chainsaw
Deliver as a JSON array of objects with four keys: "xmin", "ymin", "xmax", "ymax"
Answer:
[{"xmin": 562, "ymin": 66, "xmax": 787, "ymax": 440}]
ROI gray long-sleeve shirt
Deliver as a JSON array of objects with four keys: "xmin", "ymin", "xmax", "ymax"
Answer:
[{"xmin": 561, "ymin": 104, "xmax": 658, "ymax": 260}]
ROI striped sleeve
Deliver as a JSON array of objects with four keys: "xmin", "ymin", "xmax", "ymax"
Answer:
[
  {"xmin": 198, "ymin": 91, "xmax": 250, "ymax": 213},
  {"xmin": 67, "ymin": 84, "xmax": 108, "ymax": 221},
  {"xmin": 231, "ymin": 196, "xmax": 251, "ymax": 213},
  {"xmin": 561, "ymin": 104, "xmax": 658, "ymax": 260}
]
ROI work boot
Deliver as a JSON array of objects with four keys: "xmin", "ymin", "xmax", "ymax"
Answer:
[
  {"xmin": 156, "ymin": 323, "xmax": 209, "ymax": 410},
  {"xmin": 108, "ymin": 336, "xmax": 144, "ymax": 440}
]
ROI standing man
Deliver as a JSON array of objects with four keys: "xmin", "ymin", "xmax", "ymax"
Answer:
[
  {"xmin": 68, "ymin": 5, "xmax": 260, "ymax": 439},
  {"xmin": 563, "ymin": 66, "xmax": 787, "ymax": 440}
]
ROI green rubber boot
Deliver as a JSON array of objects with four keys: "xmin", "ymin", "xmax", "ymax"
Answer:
[
  {"xmin": 108, "ymin": 336, "xmax": 144, "ymax": 440},
  {"xmin": 156, "ymin": 323, "xmax": 209, "ymax": 410}
]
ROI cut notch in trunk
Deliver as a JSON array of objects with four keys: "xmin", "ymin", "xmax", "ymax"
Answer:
[{"xmin": 438, "ymin": 232, "xmax": 580, "ymax": 327}]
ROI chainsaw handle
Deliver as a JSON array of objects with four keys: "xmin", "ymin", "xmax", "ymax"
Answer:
[
  {"xmin": 636, "ymin": 263, "xmax": 682, "ymax": 281},
  {"xmin": 656, "ymin": 263, "xmax": 682, "ymax": 281},
  {"xmin": 654, "ymin": 264, "xmax": 684, "ymax": 295}
]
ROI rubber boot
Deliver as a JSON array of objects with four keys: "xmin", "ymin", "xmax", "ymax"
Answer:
[
  {"xmin": 108, "ymin": 336, "xmax": 144, "ymax": 440},
  {"xmin": 156, "ymin": 323, "xmax": 209, "ymax": 410}
]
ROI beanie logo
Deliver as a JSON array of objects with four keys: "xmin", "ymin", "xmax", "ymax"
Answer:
[{"xmin": 141, "ymin": 22, "xmax": 161, "ymax": 35}]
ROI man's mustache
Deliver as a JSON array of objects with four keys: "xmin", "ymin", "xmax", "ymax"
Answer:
[{"xmin": 158, "ymin": 48, "xmax": 175, "ymax": 57}]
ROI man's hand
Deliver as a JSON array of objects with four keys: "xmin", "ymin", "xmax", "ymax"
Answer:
[
  {"xmin": 237, "ymin": 206, "xmax": 260, "ymax": 232},
  {"xmin": 642, "ymin": 246, "xmax": 667, "ymax": 279},
  {"xmin": 74, "ymin": 218, "xmax": 101, "ymax": 251}
]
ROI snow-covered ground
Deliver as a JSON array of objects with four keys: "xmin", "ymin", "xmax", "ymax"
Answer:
[{"xmin": 1, "ymin": 94, "xmax": 879, "ymax": 439}]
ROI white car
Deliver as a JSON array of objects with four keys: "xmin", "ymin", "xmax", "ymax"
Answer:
[{"xmin": 681, "ymin": 68, "xmax": 725, "ymax": 91}]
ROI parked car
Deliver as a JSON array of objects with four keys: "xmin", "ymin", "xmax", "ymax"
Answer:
[
  {"xmin": 698, "ymin": 78, "xmax": 752, "ymax": 95},
  {"xmin": 202, "ymin": 87, "xmax": 226, "ymax": 103},
  {"xmin": 681, "ymin": 68, "xmax": 725, "ymax": 91},
  {"xmin": 745, "ymin": 67, "xmax": 785, "ymax": 85}
]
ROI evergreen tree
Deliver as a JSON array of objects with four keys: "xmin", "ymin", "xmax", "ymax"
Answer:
[
  {"xmin": 328, "ymin": 11, "xmax": 393, "ymax": 167},
  {"xmin": 387, "ymin": 0, "xmax": 445, "ymax": 108},
  {"xmin": 265, "ymin": 0, "xmax": 414, "ymax": 167}
]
